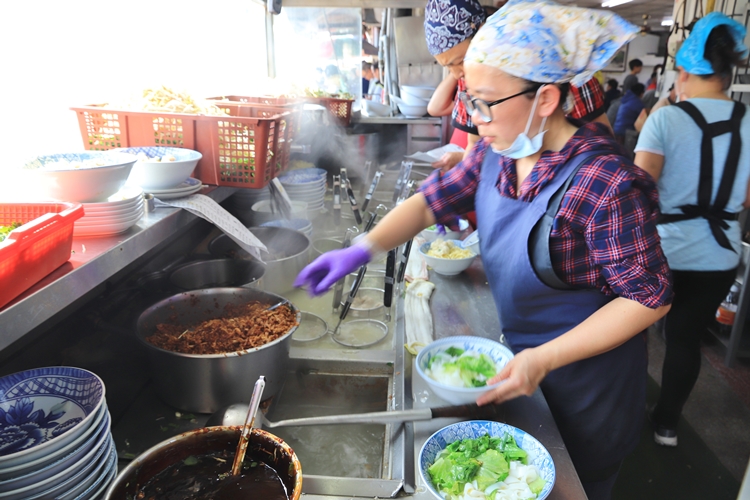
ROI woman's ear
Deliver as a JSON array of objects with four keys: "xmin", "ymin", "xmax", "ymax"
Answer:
[{"xmin": 537, "ymin": 84, "xmax": 561, "ymax": 118}]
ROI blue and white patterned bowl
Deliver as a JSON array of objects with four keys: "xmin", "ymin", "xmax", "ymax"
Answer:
[
  {"xmin": 416, "ymin": 336, "xmax": 514, "ymax": 405},
  {"xmin": 22, "ymin": 152, "xmax": 137, "ymax": 203},
  {"xmin": 0, "ymin": 367, "xmax": 106, "ymax": 468},
  {"xmin": 419, "ymin": 420, "xmax": 555, "ymax": 500},
  {"xmin": 115, "ymin": 147, "xmax": 202, "ymax": 190},
  {"xmin": 278, "ymin": 167, "xmax": 327, "ymax": 185},
  {"xmin": 0, "ymin": 404, "xmax": 109, "ymax": 491}
]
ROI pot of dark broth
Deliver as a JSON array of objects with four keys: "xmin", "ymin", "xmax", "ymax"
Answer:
[{"xmin": 105, "ymin": 426, "xmax": 302, "ymax": 500}]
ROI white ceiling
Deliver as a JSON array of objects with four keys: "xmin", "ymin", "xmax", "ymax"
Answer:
[{"xmin": 557, "ymin": 0, "xmax": 676, "ymax": 32}]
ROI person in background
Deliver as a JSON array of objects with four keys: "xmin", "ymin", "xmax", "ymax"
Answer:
[
  {"xmin": 424, "ymin": 0, "xmax": 487, "ymax": 170},
  {"xmin": 635, "ymin": 84, "xmax": 675, "ymax": 132},
  {"xmin": 296, "ymin": 2, "xmax": 672, "ymax": 497},
  {"xmin": 368, "ymin": 65, "xmax": 384, "ymax": 102},
  {"xmin": 650, "ymin": 84, "xmax": 678, "ymax": 114},
  {"xmin": 362, "ymin": 62, "xmax": 373, "ymax": 96},
  {"xmin": 634, "ymin": 12, "xmax": 750, "ymax": 448},
  {"xmin": 646, "ymin": 64, "xmax": 663, "ymax": 91},
  {"xmin": 622, "ymin": 58, "xmax": 643, "ymax": 94},
  {"xmin": 604, "ymin": 78, "xmax": 621, "ymax": 111},
  {"xmin": 614, "ymin": 82, "xmax": 645, "ymax": 144}
]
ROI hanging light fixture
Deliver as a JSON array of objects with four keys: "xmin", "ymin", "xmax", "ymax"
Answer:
[{"xmin": 601, "ymin": 0, "xmax": 633, "ymax": 7}]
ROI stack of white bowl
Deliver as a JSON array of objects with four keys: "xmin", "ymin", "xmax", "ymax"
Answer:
[
  {"xmin": 74, "ymin": 186, "xmax": 144, "ymax": 237},
  {"xmin": 278, "ymin": 168, "xmax": 327, "ymax": 212},
  {"xmin": 394, "ymin": 85, "xmax": 436, "ymax": 118},
  {"xmin": 0, "ymin": 367, "xmax": 115, "ymax": 500},
  {"xmin": 115, "ymin": 147, "xmax": 203, "ymax": 199}
]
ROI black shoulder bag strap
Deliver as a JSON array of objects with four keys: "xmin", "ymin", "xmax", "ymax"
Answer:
[
  {"xmin": 658, "ymin": 101, "xmax": 745, "ymax": 252},
  {"xmin": 528, "ymin": 151, "xmax": 605, "ymax": 290}
]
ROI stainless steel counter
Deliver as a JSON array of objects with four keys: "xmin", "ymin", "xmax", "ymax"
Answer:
[
  {"xmin": 0, "ymin": 186, "xmax": 237, "ymax": 353},
  {"xmin": 0, "ymin": 186, "xmax": 585, "ymax": 499}
]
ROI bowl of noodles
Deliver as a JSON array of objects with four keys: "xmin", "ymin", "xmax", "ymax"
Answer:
[{"xmin": 419, "ymin": 240, "xmax": 477, "ymax": 276}]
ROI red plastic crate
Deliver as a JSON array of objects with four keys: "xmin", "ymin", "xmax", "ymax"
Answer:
[
  {"xmin": 208, "ymin": 94, "xmax": 352, "ymax": 127},
  {"xmin": 0, "ymin": 202, "xmax": 84, "ymax": 309},
  {"xmin": 71, "ymin": 105, "xmax": 298, "ymax": 189}
]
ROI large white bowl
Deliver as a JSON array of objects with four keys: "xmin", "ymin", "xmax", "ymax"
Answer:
[
  {"xmin": 419, "ymin": 420, "xmax": 555, "ymax": 500},
  {"xmin": 23, "ymin": 152, "xmax": 137, "ymax": 203},
  {"xmin": 401, "ymin": 85, "xmax": 436, "ymax": 100},
  {"xmin": 116, "ymin": 147, "xmax": 201, "ymax": 190},
  {"xmin": 0, "ymin": 367, "xmax": 106, "ymax": 469},
  {"xmin": 397, "ymin": 102, "xmax": 428, "ymax": 118},
  {"xmin": 419, "ymin": 240, "xmax": 476, "ymax": 276},
  {"xmin": 420, "ymin": 219, "xmax": 469, "ymax": 243},
  {"xmin": 415, "ymin": 336, "xmax": 514, "ymax": 405},
  {"xmin": 399, "ymin": 89, "xmax": 430, "ymax": 106},
  {"xmin": 363, "ymin": 100, "xmax": 391, "ymax": 117}
]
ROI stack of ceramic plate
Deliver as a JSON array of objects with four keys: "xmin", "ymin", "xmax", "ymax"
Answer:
[
  {"xmin": 148, "ymin": 177, "xmax": 203, "ymax": 200},
  {"xmin": 0, "ymin": 367, "xmax": 116, "ymax": 500},
  {"xmin": 278, "ymin": 168, "xmax": 327, "ymax": 212},
  {"xmin": 75, "ymin": 186, "xmax": 144, "ymax": 238},
  {"xmin": 260, "ymin": 218, "xmax": 313, "ymax": 238}
]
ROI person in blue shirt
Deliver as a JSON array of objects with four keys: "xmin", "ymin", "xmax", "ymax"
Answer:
[
  {"xmin": 613, "ymin": 82, "xmax": 644, "ymax": 143},
  {"xmin": 635, "ymin": 12, "xmax": 750, "ymax": 447}
]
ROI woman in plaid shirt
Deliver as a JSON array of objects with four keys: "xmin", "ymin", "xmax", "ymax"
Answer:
[{"xmin": 296, "ymin": 2, "xmax": 672, "ymax": 498}]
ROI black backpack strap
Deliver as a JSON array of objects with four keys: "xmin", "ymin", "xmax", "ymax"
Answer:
[
  {"xmin": 528, "ymin": 151, "xmax": 604, "ymax": 290},
  {"xmin": 660, "ymin": 101, "xmax": 745, "ymax": 252}
]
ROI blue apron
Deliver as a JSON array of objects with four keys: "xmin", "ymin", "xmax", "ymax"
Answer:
[{"xmin": 475, "ymin": 149, "xmax": 647, "ymax": 474}]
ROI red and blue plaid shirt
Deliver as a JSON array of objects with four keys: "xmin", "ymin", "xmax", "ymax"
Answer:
[
  {"xmin": 418, "ymin": 122, "xmax": 673, "ymax": 308},
  {"xmin": 567, "ymin": 78, "xmax": 606, "ymax": 122}
]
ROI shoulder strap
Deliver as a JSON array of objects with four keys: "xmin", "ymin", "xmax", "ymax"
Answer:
[
  {"xmin": 661, "ymin": 101, "xmax": 745, "ymax": 252},
  {"xmin": 528, "ymin": 151, "xmax": 605, "ymax": 290}
]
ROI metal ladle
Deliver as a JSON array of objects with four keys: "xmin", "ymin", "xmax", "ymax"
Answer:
[{"xmin": 230, "ymin": 376, "xmax": 265, "ymax": 476}]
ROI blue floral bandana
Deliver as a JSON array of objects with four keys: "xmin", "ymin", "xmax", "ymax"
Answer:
[
  {"xmin": 465, "ymin": 0, "xmax": 637, "ymax": 87},
  {"xmin": 676, "ymin": 12, "xmax": 749, "ymax": 75},
  {"xmin": 425, "ymin": 0, "xmax": 487, "ymax": 57}
]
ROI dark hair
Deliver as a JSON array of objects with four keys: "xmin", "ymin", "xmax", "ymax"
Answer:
[
  {"xmin": 607, "ymin": 79, "xmax": 619, "ymax": 90},
  {"xmin": 702, "ymin": 24, "xmax": 746, "ymax": 89},
  {"xmin": 629, "ymin": 59, "xmax": 643, "ymax": 70},
  {"xmin": 631, "ymin": 83, "xmax": 645, "ymax": 96},
  {"xmin": 362, "ymin": 61, "xmax": 372, "ymax": 71}
]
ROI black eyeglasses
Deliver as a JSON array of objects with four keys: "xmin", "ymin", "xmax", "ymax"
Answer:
[{"xmin": 460, "ymin": 86, "xmax": 541, "ymax": 124}]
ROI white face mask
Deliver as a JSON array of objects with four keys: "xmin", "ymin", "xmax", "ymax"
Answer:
[{"xmin": 492, "ymin": 86, "xmax": 548, "ymax": 160}]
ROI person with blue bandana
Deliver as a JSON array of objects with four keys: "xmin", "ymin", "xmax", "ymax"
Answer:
[
  {"xmin": 635, "ymin": 13, "xmax": 750, "ymax": 448},
  {"xmin": 297, "ymin": 2, "xmax": 673, "ymax": 497}
]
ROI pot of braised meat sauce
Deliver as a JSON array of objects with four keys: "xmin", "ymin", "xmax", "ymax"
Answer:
[
  {"xmin": 105, "ymin": 426, "xmax": 302, "ymax": 500},
  {"xmin": 136, "ymin": 287, "xmax": 300, "ymax": 413}
]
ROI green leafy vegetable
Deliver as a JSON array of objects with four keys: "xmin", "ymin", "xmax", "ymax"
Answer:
[
  {"xmin": 0, "ymin": 222, "xmax": 21, "ymax": 243},
  {"xmin": 445, "ymin": 346, "xmax": 464, "ymax": 357},
  {"xmin": 427, "ymin": 433, "xmax": 543, "ymax": 499}
]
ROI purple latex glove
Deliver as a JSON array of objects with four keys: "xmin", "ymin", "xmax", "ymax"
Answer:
[
  {"xmin": 294, "ymin": 245, "xmax": 371, "ymax": 296},
  {"xmin": 436, "ymin": 224, "xmax": 446, "ymax": 236}
]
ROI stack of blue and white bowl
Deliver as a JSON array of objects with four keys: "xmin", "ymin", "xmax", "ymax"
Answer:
[
  {"xmin": 278, "ymin": 167, "xmax": 327, "ymax": 213},
  {"xmin": 0, "ymin": 367, "xmax": 115, "ymax": 500}
]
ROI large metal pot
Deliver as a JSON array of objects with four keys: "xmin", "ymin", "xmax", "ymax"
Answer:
[
  {"xmin": 136, "ymin": 288, "xmax": 300, "ymax": 413},
  {"xmin": 169, "ymin": 258, "xmax": 266, "ymax": 291},
  {"xmin": 208, "ymin": 226, "xmax": 311, "ymax": 294},
  {"xmin": 105, "ymin": 426, "xmax": 302, "ymax": 500}
]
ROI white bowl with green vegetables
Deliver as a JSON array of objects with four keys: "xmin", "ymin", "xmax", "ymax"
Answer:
[
  {"xmin": 419, "ymin": 420, "xmax": 555, "ymax": 500},
  {"xmin": 415, "ymin": 336, "xmax": 514, "ymax": 405}
]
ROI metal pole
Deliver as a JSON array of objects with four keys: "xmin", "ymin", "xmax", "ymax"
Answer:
[{"xmin": 266, "ymin": 9, "xmax": 276, "ymax": 79}]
